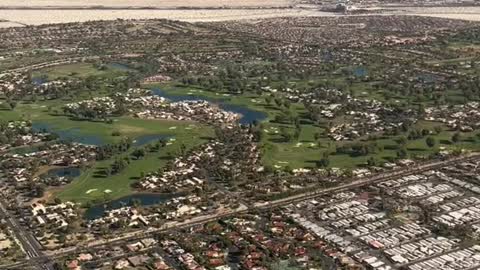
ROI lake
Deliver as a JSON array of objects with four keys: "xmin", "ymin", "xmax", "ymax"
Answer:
[
  {"xmin": 44, "ymin": 167, "xmax": 82, "ymax": 178},
  {"xmin": 32, "ymin": 122, "xmax": 172, "ymax": 147},
  {"xmin": 152, "ymin": 88, "xmax": 267, "ymax": 125},
  {"xmin": 107, "ymin": 62, "xmax": 131, "ymax": 71},
  {"xmin": 418, "ymin": 72, "xmax": 441, "ymax": 83},
  {"xmin": 32, "ymin": 122, "xmax": 105, "ymax": 146},
  {"xmin": 133, "ymin": 134, "xmax": 170, "ymax": 147},
  {"xmin": 32, "ymin": 77, "xmax": 47, "ymax": 86},
  {"xmin": 84, "ymin": 193, "xmax": 177, "ymax": 220},
  {"xmin": 353, "ymin": 66, "xmax": 367, "ymax": 77}
]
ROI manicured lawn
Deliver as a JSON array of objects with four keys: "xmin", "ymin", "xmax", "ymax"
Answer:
[
  {"xmin": 0, "ymin": 102, "xmax": 207, "ymax": 144},
  {"xmin": 0, "ymin": 108, "xmax": 22, "ymax": 121},
  {"xmin": 149, "ymin": 82, "xmax": 480, "ymax": 169},
  {"xmin": 147, "ymin": 82, "xmax": 273, "ymax": 114},
  {"xmin": 32, "ymin": 62, "xmax": 129, "ymax": 80},
  {"xmin": 0, "ymin": 96, "xmax": 214, "ymax": 204},
  {"xmin": 35, "ymin": 116, "xmax": 208, "ymax": 144},
  {"xmin": 262, "ymin": 119, "xmax": 480, "ymax": 169},
  {"xmin": 5, "ymin": 77, "xmax": 480, "ymax": 193},
  {"xmin": 0, "ymin": 102, "xmax": 59, "ymax": 121},
  {"xmin": 55, "ymin": 120, "xmax": 213, "ymax": 204}
]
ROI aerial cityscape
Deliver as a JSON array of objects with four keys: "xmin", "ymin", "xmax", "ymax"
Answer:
[{"xmin": 1, "ymin": 0, "xmax": 480, "ymax": 270}]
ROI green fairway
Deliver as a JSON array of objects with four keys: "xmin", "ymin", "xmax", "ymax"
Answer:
[
  {"xmin": 32, "ymin": 62, "xmax": 130, "ymax": 80},
  {"xmin": 0, "ymin": 100, "xmax": 210, "ymax": 144},
  {"xmin": 148, "ymin": 83, "xmax": 480, "ymax": 169},
  {"xmin": 55, "ymin": 121, "xmax": 212, "ymax": 203},
  {"xmin": 147, "ymin": 82, "xmax": 271, "ymax": 112},
  {"xmin": 0, "ymin": 96, "xmax": 214, "ymax": 203},
  {"xmin": 36, "ymin": 116, "xmax": 208, "ymax": 144},
  {"xmin": 4, "ymin": 74, "xmax": 480, "ymax": 194},
  {"xmin": 263, "ymin": 121, "xmax": 480, "ymax": 169}
]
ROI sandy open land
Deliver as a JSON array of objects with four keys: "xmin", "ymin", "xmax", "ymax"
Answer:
[
  {"xmin": 0, "ymin": 21, "xmax": 25, "ymax": 27},
  {"xmin": 0, "ymin": 4, "xmax": 479, "ymax": 27},
  {"xmin": 415, "ymin": 14, "xmax": 480, "ymax": 21},
  {"xmin": 0, "ymin": 0, "xmax": 325, "ymax": 26},
  {"xmin": 0, "ymin": 0, "xmax": 295, "ymax": 8},
  {"xmin": 398, "ymin": 7, "xmax": 480, "ymax": 21},
  {"xmin": 0, "ymin": 9, "xmax": 329, "ymax": 26}
]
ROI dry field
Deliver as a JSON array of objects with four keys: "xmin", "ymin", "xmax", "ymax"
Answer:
[
  {"xmin": 0, "ymin": 0, "xmax": 295, "ymax": 8},
  {"xmin": 415, "ymin": 14, "xmax": 480, "ymax": 21},
  {"xmin": 0, "ymin": 0, "xmax": 326, "ymax": 27},
  {"xmin": 399, "ymin": 6, "xmax": 480, "ymax": 14},
  {"xmin": 391, "ymin": 6, "xmax": 480, "ymax": 21},
  {"xmin": 0, "ymin": 9, "xmax": 328, "ymax": 26},
  {"xmin": 0, "ymin": 21, "xmax": 25, "ymax": 28},
  {"xmin": 0, "ymin": 4, "xmax": 479, "ymax": 28}
]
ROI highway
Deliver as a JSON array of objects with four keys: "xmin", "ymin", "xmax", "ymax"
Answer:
[{"xmin": 1, "ymin": 152, "xmax": 480, "ymax": 269}]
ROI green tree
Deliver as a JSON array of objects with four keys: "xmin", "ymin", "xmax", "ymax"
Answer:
[
  {"xmin": 367, "ymin": 156, "xmax": 378, "ymax": 167},
  {"xmin": 426, "ymin": 136, "xmax": 436, "ymax": 148},
  {"xmin": 397, "ymin": 147, "xmax": 408, "ymax": 159},
  {"xmin": 452, "ymin": 132, "xmax": 461, "ymax": 143},
  {"xmin": 265, "ymin": 96, "xmax": 273, "ymax": 105},
  {"xmin": 280, "ymin": 128, "xmax": 293, "ymax": 142},
  {"xmin": 131, "ymin": 148, "xmax": 146, "ymax": 159},
  {"xmin": 8, "ymin": 101, "xmax": 17, "ymax": 110},
  {"xmin": 317, "ymin": 152, "xmax": 330, "ymax": 168}
]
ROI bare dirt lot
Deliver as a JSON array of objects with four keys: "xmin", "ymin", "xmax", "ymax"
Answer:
[
  {"xmin": 0, "ymin": 3, "xmax": 479, "ymax": 28},
  {"xmin": 0, "ymin": 9, "xmax": 328, "ymax": 26},
  {"xmin": 399, "ymin": 7, "xmax": 480, "ymax": 21},
  {"xmin": 0, "ymin": 0, "xmax": 295, "ymax": 8},
  {"xmin": 0, "ymin": 0, "xmax": 321, "ymax": 26}
]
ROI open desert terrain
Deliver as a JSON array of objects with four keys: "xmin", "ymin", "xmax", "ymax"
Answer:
[
  {"xmin": 0, "ymin": 0, "xmax": 296, "ymax": 8},
  {"xmin": 394, "ymin": 6, "xmax": 480, "ymax": 21},
  {"xmin": 0, "ymin": 0, "xmax": 326, "ymax": 26},
  {"xmin": 1, "ymin": 1, "xmax": 480, "ymax": 27},
  {"xmin": 0, "ymin": 9, "xmax": 329, "ymax": 26}
]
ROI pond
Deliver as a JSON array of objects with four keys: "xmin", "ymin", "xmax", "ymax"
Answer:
[
  {"xmin": 84, "ymin": 193, "xmax": 177, "ymax": 220},
  {"xmin": 353, "ymin": 66, "xmax": 368, "ymax": 77},
  {"xmin": 107, "ymin": 62, "xmax": 131, "ymax": 71},
  {"xmin": 322, "ymin": 51, "xmax": 333, "ymax": 61},
  {"xmin": 32, "ymin": 122, "xmax": 172, "ymax": 147},
  {"xmin": 32, "ymin": 122, "xmax": 105, "ymax": 146},
  {"xmin": 133, "ymin": 134, "xmax": 170, "ymax": 147},
  {"xmin": 152, "ymin": 88, "xmax": 267, "ymax": 125},
  {"xmin": 43, "ymin": 167, "xmax": 82, "ymax": 178},
  {"xmin": 32, "ymin": 77, "xmax": 47, "ymax": 86},
  {"xmin": 417, "ymin": 72, "xmax": 441, "ymax": 83}
]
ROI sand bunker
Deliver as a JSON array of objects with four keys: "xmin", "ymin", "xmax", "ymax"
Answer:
[{"xmin": 85, "ymin": 189, "xmax": 97, "ymax": 194}]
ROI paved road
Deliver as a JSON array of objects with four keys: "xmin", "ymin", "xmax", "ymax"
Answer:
[{"xmin": 0, "ymin": 200, "xmax": 55, "ymax": 270}]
